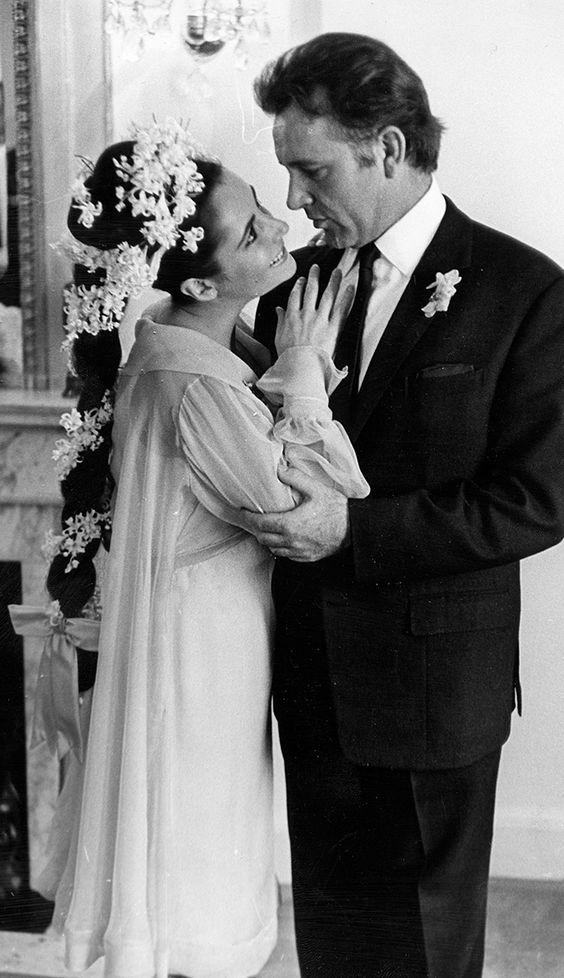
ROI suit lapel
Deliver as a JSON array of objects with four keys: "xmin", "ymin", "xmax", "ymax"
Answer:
[
  {"xmin": 349, "ymin": 198, "xmax": 475, "ymax": 442},
  {"xmin": 296, "ymin": 245, "xmax": 344, "ymax": 289}
]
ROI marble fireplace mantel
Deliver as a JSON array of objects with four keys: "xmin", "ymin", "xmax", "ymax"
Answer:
[{"xmin": 0, "ymin": 389, "xmax": 72, "ymax": 888}]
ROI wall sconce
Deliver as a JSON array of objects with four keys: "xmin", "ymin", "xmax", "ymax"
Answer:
[{"xmin": 184, "ymin": 1, "xmax": 270, "ymax": 70}]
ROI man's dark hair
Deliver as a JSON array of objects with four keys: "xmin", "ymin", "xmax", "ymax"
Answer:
[{"xmin": 254, "ymin": 32, "xmax": 445, "ymax": 172}]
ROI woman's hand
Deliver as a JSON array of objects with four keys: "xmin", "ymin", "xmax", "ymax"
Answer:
[{"xmin": 275, "ymin": 265, "xmax": 352, "ymax": 356}]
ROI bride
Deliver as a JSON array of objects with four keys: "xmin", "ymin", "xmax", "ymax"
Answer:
[{"xmin": 34, "ymin": 120, "xmax": 368, "ymax": 978}]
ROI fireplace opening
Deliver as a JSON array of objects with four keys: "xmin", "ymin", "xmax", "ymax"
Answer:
[{"xmin": 0, "ymin": 561, "xmax": 53, "ymax": 932}]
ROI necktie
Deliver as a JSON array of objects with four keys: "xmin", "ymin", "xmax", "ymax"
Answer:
[{"xmin": 330, "ymin": 242, "xmax": 380, "ymax": 422}]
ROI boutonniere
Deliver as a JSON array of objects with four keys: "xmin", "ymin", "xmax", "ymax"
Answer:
[{"xmin": 421, "ymin": 269, "xmax": 462, "ymax": 318}]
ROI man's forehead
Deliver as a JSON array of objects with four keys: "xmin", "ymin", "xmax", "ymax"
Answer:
[
  {"xmin": 273, "ymin": 107, "xmax": 320, "ymax": 136},
  {"xmin": 273, "ymin": 108, "xmax": 340, "ymax": 158}
]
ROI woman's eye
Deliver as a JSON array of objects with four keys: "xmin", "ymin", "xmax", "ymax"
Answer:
[{"xmin": 246, "ymin": 226, "xmax": 257, "ymax": 245}]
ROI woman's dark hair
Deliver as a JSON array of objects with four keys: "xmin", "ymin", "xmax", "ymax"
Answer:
[
  {"xmin": 47, "ymin": 141, "xmax": 223, "ymax": 635},
  {"xmin": 254, "ymin": 32, "xmax": 445, "ymax": 172},
  {"xmin": 153, "ymin": 159, "xmax": 223, "ymax": 300}
]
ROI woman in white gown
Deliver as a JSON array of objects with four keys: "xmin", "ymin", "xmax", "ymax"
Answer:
[{"xmin": 39, "ymin": 123, "xmax": 369, "ymax": 978}]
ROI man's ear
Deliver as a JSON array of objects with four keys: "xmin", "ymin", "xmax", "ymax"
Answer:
[
  {"xmin": 180, "ymin": 277, "xmax": 218, "ymax": 302},
  {"xmin": 378, "ymin": 126, "xmax": 407, "ymax": 177}
]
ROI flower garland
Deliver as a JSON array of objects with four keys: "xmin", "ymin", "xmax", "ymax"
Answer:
[
  {"xmin": 58, "ymin": 118, "xmax": 208, "ymax": 361},
  {"xmin": 42, "ymin": 508, "xmax": 112, "ymax": 574},
  {"xmin": 71, "ymin": 118, "xmax": 207, "ymax": 256},
  {"xmin": 46, "ymin": 588, "xmax": 102, "ymax": 627},
  {"xmin": 52, "ymin": 390, "xmax": 114, "ymax": 481},
  {"xmin": 113, "ymin": 119, "xmax": 206, "ymax": 254},
  {"xmin": 46, "ymin": 118, "xmax": 209, "ymax": 575},
  {"xmin": 70, "ymin": 161, "xmax": 102, "ymax": 229},
  {"xmin": 55, "ymin": 238, "xmax": 159, "ymax": 363},
  {"xmin": 81, "ymin": 587, "xmax": 104, "ymax": 621}
]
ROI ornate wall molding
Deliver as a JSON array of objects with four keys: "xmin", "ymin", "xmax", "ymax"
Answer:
[{"xmin": 12, "ymin": 0, "xmax": 48, "ymax": 389}]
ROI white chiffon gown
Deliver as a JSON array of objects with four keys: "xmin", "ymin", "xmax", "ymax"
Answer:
[{"xmin": 37, "ymin": 317, "xmax": 369, "ymax": 978}]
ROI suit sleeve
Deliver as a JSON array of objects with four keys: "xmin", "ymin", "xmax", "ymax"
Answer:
[{"xmin": 349, "ymin": 274, "xmax": 564, "ymax": 583}]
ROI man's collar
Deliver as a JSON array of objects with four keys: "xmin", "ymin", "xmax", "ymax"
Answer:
[{"xmin": 376, "ymin": 177, "xmax": 446, "ymax": 277}]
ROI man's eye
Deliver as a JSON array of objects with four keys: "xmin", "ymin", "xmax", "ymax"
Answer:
[{"xmin": 304, "ymin": 168, "xmax": 326, "ymax": 181}]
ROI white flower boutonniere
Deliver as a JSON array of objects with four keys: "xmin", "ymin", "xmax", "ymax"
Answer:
[{"xmin": 421, "ymin": 269, "xmax": 462, "ymax": 318}]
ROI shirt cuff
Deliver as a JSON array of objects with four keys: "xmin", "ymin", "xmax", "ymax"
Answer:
[{"xmin": 256, "ymin": 347, "xmax": 347, "ymax": 406}]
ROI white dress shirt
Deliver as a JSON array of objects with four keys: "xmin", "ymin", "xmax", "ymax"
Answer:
[{"xmin": 333, "ymin": 178, "xmax": 446, "ymax": 388}]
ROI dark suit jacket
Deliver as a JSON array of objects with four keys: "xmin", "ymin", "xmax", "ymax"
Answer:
[{"xmin": 255, "ymin": 198, "xmax": 564, "ymax": 770}]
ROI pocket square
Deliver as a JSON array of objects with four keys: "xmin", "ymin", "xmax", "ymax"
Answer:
[{"xmin": 417, "ymin": 363, "xmax": 474, "ymax": 378}]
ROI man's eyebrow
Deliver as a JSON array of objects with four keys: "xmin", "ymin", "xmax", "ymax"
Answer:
[{"xmin": 282, "ymin": 157, "xmax": 322, "ymax": 169}]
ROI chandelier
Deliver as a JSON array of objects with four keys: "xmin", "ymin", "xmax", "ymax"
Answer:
[
  {"xmin": 105, "ymin": 0, "xmax": 270, "ymax": 68},
  {"xmin": 105, "ymin": 0, "xmax": 173, "ymax": 60}
]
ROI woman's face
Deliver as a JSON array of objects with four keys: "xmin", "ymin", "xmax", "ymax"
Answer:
[{"xmin": 208, "ymin": 169, "xmax": 297, "ymax": 300}]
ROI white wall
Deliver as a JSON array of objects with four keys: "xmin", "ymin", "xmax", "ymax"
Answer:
[
  {"xmin": 321, "ymin": 0, "xmax": 564, "ymax": 265},
  {"xmin": 319, "ymin": 0, "xmax": 564, "ymax": 881}
]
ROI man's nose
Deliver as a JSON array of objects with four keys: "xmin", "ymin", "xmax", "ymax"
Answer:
[{"xmin": 286, "ymin": 175, "xmax": 312, "ymax": 211}]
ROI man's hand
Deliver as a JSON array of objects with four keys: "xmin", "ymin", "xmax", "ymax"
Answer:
[{"xmin": 241, "ymin": 466, "xmax": 351, "ymax": 561}]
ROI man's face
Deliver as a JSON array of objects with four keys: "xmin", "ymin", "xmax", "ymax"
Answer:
[{"xmin": 273, "ymin": 102, "xmax": 386, "ymax": 249}]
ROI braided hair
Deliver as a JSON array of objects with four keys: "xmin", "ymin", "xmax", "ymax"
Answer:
[{"xmin": 46, "ymin": 140, "xmax": 223, "ymax": 665}]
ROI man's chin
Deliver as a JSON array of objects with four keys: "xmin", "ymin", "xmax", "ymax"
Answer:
[
  {"xmin": 321, "ymin": 227, "xmax": 354, "ymax": 249},
  {"xmin": 320, "ymin": 229, "xmax": 340, "ymax": 248}
]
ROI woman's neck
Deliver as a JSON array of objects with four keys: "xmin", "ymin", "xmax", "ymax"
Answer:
[{"xmin": 147, "ymin": 296, "xmax": 245, "ymax": 350}]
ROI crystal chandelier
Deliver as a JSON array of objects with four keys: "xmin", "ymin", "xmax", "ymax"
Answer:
[
  {"xmin": 105, "ymin": 0, "xmax": 270, "ymax": 68},
  {"xmin": 105, "ymin": 0, "xmax": 173, "ymax": 61}
]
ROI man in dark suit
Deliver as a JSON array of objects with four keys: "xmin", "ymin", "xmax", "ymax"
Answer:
[{"xmin": 244, "ymin": 32, "xmax": 564, "ymax": 978}]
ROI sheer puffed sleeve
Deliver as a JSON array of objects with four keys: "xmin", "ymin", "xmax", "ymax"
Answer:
[{"xmin": 176, "ymin": 346, "xmax": 369, "ymax": 526}]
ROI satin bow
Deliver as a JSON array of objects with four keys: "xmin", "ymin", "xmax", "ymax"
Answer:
[{"xmin": 8, "ymin": 604, "xmax": 100, "ymax": 762}]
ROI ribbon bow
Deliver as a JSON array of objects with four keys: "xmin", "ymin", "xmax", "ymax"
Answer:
[{"xmin": 8, "ymin": 604, "xmax": 100, "ymax": 762}]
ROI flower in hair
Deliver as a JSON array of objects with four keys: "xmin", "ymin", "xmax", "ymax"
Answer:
[
  {"xmin": 81, "ymin": 587, "xmax": 103, "ymax": 621},
  {"xmin": 71, "ymin": 161, "xmax": 102, "ymax": 229},
  {"xmin": 180, "ymin": 225, "xmax": 205, "ymax": 253},
  {"xmin": 60, "ymin": 118, "xmax": 210, "ymax": 354},
  {"xmin": 47, "ymin": 599, "xmax": 65, "ymax": 630},
  {"xmin": 42, "ymin": 508, "xmax": 112, "ymax": 573},
  {"xmin": 113, "ymin": 118, "xmax": 206, "ymax": 253},
  {"xmin": 52, "ymin": 390, "xmax": 114, "ymax": 481},
  {"xmin": 54, "ymin": 236, "xmax": 157, "ymax": 363},
  {"xmin": 46, "ymin": 590, "xmax": 102, "ymax": 625},
  {"xmin": 421, "ymin": 269, "xmax": 462, "ymax": 318}
]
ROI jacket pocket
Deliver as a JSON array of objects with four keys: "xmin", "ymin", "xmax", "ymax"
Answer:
[
  {"xmin": 409, "ymin": 588, "xmax": 514, "ymax": 636},
  {"xmin": 414, "ymin": 365, "xmax": 485, "ymax": 394},
  {"xmin": 416, "ymin": 363, "xmax": 475, "ymax": 379}
]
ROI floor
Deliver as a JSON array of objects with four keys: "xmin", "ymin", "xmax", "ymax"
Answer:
[{"xmin": 0, "ymin": 879, "xmax": 563, "ymax": 977}]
